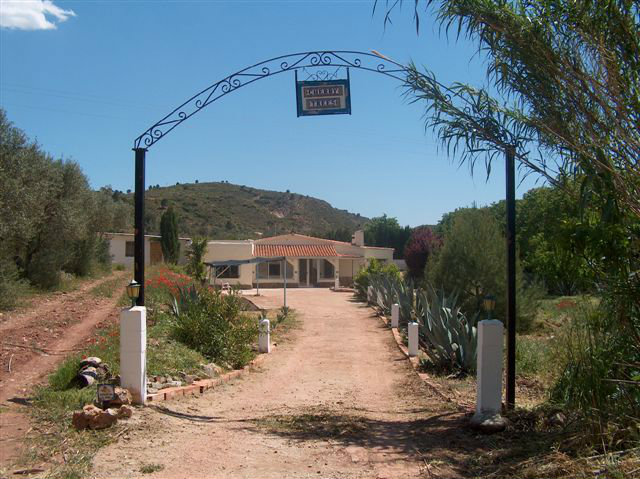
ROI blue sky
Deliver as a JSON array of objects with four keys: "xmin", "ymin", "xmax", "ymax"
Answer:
[{"xmin": 0, "ymin": 1, "xmax": 543, "ymax": 226}]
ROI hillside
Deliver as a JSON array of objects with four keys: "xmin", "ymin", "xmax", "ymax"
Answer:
[{"xmin": 140, "ymin": 182, "xmax": 368, "ymax": 239}]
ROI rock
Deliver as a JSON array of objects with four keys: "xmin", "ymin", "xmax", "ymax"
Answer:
[
  {"xmin": 115, "ymin": 405, "xmax": 133, "ymax": 419},
  {"xmin": 183, "ymin": 375, "xmax": 195, "ymax": 385},
  {"xmin": 90, "ymin": 408, "xmax": 118, "ymax": 430},
  {"xmin": 469, "ymin": 411, "xmax": 508, "ymax": 434},
  {"xmin": 72, "ymin": 404, "xmax": 118, "ymax": 431},
  {"xmin": 147, "ymin": 387, "xmax": 159, "ymax": 395},
  {"xmin": 72, "ymin": 410, "xmax": 90, "ymax": 430},
  {"xmin": 546, "ymin": 412, "xmax": 566, "ymax": 427},
  {"xmin": 159, "ymin": 380, "xmax": 182, "ymax": 389},
  {"xmin": 109, "ymin": 387, "xmax": 132, "ymax": 407},
  {"xmin": 149, "ymin": 381, "xmax": 163, "ymax": 390},
  {"xmin": 202, "ymin": 363, "xmax": 223, "ymax": 378}
]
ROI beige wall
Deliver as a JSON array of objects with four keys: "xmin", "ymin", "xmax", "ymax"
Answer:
[
  {"xmin": 205, "ymin": 241, "xmax": 254, "ymax": 286},
  {"xmin": 106, "ymin": 234, "xmax": 190, "ymax": 267},
  {"xmin": 363, "ymin": 247, "xmax": 394, "ymax": 262}
]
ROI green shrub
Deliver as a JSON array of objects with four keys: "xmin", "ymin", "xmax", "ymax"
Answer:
[
  {"xmin": 550, "ymin": 303, "xmax": 640, "ymax": 448},
  {"xmin": 0, "ymin": 253, "xmax": 30, "ymax": 310},
  {"xmin": 353, "ymin": 259, "xmax": 401, "ymax": 300},
  {"xmin": 169, "ymin": 286, "xmax": 258, "ymax": 369}
]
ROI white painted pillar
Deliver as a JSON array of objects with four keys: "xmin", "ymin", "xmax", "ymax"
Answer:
[
  {"xmin": 120, "ymin": 306, "xmax": 147, "ymax": 404},
  {"xmin": 367, "ymin": 286, "xmax": 373, "ymax": 303},
  {"xmin": 475, "ymin": 320, "xmax": 504, "ymax": 415},
  {"xmin": 259, "ymin": 318, "xmax": 271, "ymax": 353},
  {"xmin": 391, "ymin": 303, "xmax": 399, "ymax": 328},
  {"xmin": 408, "ymin": 321, "xmax": 419, "ymax": 357}
]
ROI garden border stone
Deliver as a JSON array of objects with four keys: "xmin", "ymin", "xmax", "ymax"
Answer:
[{"xmin": 145, "ymin": 348, "xmax": 273, "ymax": 403}]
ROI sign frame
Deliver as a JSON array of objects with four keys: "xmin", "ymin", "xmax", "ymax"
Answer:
[
  {"xmin": 96, "ymin": 383, "xmax": 116, "ymax": 408},
  {"xmin": 296, "ymin": 74, "xmax": 351, "ymax": 117}
]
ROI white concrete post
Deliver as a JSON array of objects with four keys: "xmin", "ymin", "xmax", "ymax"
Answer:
[
  {"xmin": 475, "ymin": 320, "xmax": 504, "ymax": 415},
  {"xmin": 335, "ymin": 275, "xmax": 340, "ymax": 290},
  {"xmin": 120, "ymin": 306, "xmax": 147, "ymax": 405},
  {"xmin": 391, "ymin": 303, "xmax": 399, "ymax": 328},
  {"xmin": 259, "ymin": 318, "xmax": 271, "ymax": 353},
  {"xmin": 408, "ymin": 321, "xmax": 419, "ymax": 357},
  {"xmin": 367, "ymin": 286, "xmax": 373, "ymax": 303}
]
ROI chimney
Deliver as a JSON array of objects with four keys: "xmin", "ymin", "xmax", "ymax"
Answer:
[{"xmin": 352, "ymin": 230, "xmax": 365, "ymax": 246}]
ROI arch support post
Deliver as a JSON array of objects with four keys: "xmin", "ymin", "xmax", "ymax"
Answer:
[
  {"xmin": 134, "ymin": 147, "xmax": 146, "ymax": 306},
  {"xmin": 505, "ymin": 145, "xmax": 516, "ymax": 408}
]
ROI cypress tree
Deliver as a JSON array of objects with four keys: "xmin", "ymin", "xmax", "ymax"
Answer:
[{"xmin": 160, "ymin": 206, "xmax": 180, "ymax": 263}]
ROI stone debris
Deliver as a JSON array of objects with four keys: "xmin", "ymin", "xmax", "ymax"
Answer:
[
  {"xmin": 76, "ymin": 356, "xmax": 110, "ymax": 387},
  {"xmin": 202, "ymin": 363, "xmax": 223, "ymax": 378},
  {"xmin": 469, "ymin": 411, "xmax": 508, "ymax": 433},
  {"xmin": 546, "ymin": 411, "xmax": 566, "ymax": 427},
  {"xmin": 116, "ymin": 405, "xmax": 133, "ymax": 419},
  {"xmin": 94, "ymin": 386, "xmax": 132, "ymax": 408},
  {"xmin": 72, "ymin": 403, "xmax": 133, "ymax": 430}
]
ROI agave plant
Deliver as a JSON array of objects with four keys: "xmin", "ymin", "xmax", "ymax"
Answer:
[
  {"xmin": 170, "ymin": 283, "xmax": 202, "ymax": 317},
  {"xmin": 393, "ymin": 277, "xmax": 416, "ymax": 330},
  {"xmin": 415, "ymin": 284, "xmax": 479, "ymax": 374}
]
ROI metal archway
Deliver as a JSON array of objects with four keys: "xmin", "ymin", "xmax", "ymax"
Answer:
[
  {"xmin": 134, "ymin": 51, "xmax": 407, "ymax": 150},
  {"xmin": 129, "ymin": 49, "xmax": 519, "ymax": 408}
]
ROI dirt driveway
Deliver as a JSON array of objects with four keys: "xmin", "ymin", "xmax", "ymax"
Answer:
[{"xmin": 92, "ymin": 289, "xmax": 479, "ymax": 479}]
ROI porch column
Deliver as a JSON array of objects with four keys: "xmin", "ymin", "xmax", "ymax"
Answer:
[{"xmin": 333, "ymin": 258, "xmax": 340, "ymax": 289}]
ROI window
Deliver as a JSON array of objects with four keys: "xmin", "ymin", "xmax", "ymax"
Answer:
[
  {"xmin": 257, "ymin": 261, "xmax": 294, "ymax": 280},
  {"xmin": 321, "ymin": 259, "xmax": 335, "ymax": 279},
  {"xmin": 215, "ymin": 265, "xmax": 239, "ymax": 279},
  {"xmin": 268, "ymin": 262, "xmax": 281, "ymax": 277},
  {"xmin": 125, "ymin": 241, "xmax": 135, "ymax": 257},
  {"xmin": 257, "ymin": 262, "xmax": 269, "ymax": 279}
]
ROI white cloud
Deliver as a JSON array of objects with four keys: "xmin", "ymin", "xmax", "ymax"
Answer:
[{"xmin": 0, "ymin": 0, "xmax": 76, "ymax": 30}]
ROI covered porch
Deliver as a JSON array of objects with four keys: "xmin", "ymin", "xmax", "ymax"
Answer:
[{"xmin": 254, "ymin": 243, "xmax": 363, "ymax": 288}]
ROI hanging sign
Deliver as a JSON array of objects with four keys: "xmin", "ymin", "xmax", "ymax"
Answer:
[{"xmin": 296, "ymin": 79, "xmax": 351, "ymax": 117}]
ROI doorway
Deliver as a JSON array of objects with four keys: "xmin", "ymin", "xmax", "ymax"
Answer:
[
  {"xmin": 298, "ymin": 259, "xmax": 319, "ymax": 287},
  {"xmin": 299, "ymin": 259, "xmax": 308, "ymax": 287}
]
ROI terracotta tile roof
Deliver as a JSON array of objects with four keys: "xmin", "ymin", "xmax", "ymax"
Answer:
[
  {"xmin": 254, "ymin": 233, "xmax": 352, "ymax": 245},
  {"xmin": 255, "ymin": 244, "xmax": 342, "ymax": 258}
]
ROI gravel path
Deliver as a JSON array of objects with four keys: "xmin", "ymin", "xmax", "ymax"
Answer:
[{"xmin": 91, "ymin": 289, "xmax": 473, "ymax": 479}]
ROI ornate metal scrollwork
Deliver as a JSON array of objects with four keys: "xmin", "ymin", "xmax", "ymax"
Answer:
[{"xmin": 134, "ymin": 50, "xmax": 409, "ymax": 149}]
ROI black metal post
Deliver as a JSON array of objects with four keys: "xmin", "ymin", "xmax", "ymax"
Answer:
[
  {"xmin": 505, "ymin": 146, "xmax": 517, "ymax": 409},
  {"xmin": 134, "ymin": 148, "xmax": 146, "ymax": 306}
]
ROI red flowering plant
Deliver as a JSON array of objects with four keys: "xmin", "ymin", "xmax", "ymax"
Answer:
[{"xmin": 144, "ymin": 267, "xmax": 196, "ymax": 311}]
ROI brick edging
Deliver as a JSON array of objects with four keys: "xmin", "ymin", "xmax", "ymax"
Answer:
[{"xmin": 145, "ymin": 348, "xmax": 272, "ymax": 403}]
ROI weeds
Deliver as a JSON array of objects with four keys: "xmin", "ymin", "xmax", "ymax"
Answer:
[
  {"xmin": 89, "ymin": 276, "xmax": 127, "ymax": 299},
  {"xmin": 140, "ymin": 463, "xmax": 165, "ymax": 474}
]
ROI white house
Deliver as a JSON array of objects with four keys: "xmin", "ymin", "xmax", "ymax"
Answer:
[
  {"xmin": 104, "ymin": 233, "xmax": 191, "ymax": 267},
  {"xmin": 204, "ymin": 230, "xmax": 393, "ymax": 288}
]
